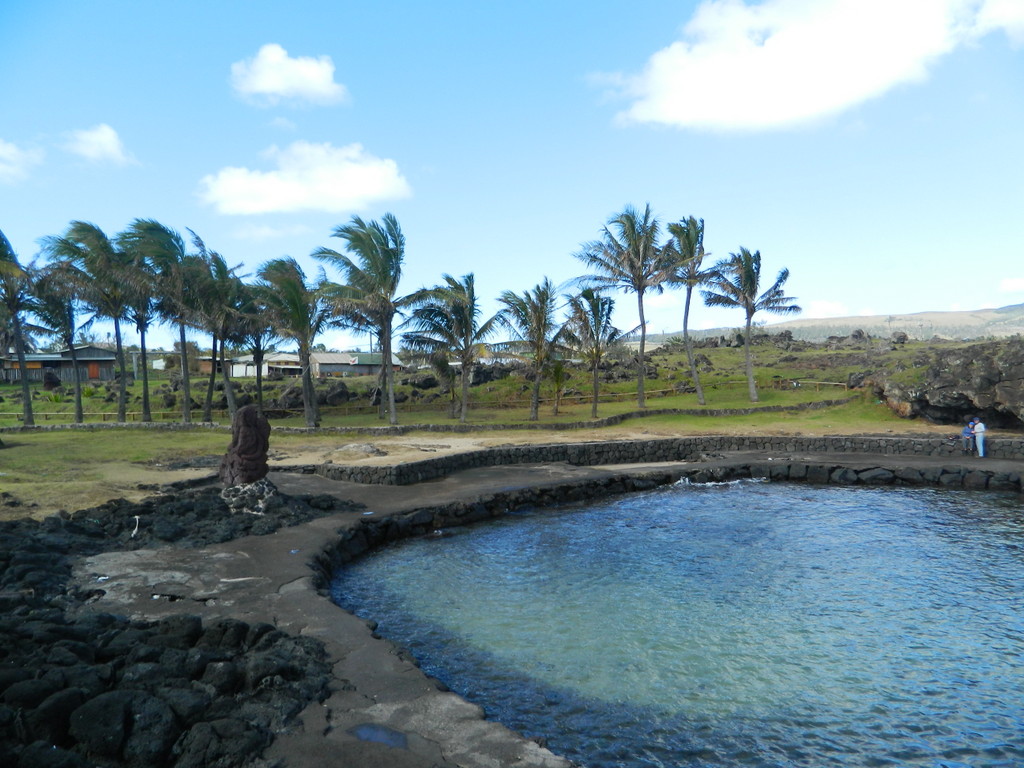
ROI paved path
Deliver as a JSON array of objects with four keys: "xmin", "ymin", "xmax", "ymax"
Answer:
[{"xmin": 69, "ymin": 451, "xmax": 1021, "ymax": 768}]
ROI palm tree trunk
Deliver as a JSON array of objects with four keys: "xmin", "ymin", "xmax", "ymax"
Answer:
[
  {"xmin": 459, "ymin": 361, "xmax": 470, "ymax": 423},
  {"xmin": 386, "ymin": 364, "xmax": 397, "ymax": 424},
  {"xmin": 448, "ymin": 386, "xmax": 458, "ymax": 419},
  {"xmin": 113, "ymin": 317, "xmax": 128, "ymax": 422},
  {"xmin": 530, "ymin": 369, "xmax": 541, "ymax": 421},
  {"xmin": 591, "ymin": 360, "xmax": 600, "ymax": 419},
  {"xmin": 139, "ymin": 328, "xmax": 152, "ymax": 422},
  {"xmin": 219, "ymin": 342, "xmax": 237, "ymax": 420},
  {"xmin": 683, "ymin": 286, "xmax": 705, "ymax": 406},
  {"xmin": 376, "ymin": 365, "xmax": 386, "ymax": 420},
  {"xmin": 636, "ymin": 291, "xmax": 647, "ymax": 408},
  {"xmin": 69, "ymin": 341, "xmax": 83, "ymax": 424},
  {"xmin": 12, "ymin": 313, "xmax": 34, "ymax": 426},
  {"xmin": 178, "ymin": 322, "xmax": 192, "ymax": 424},
  {"xmin": 382, "ymin": 323, "xmax": 398, "ymax": 426},
  {"xmin": 254, "ymin": 350, "xmax": 265, "ymax": 416},
  {"xmin": 744, "ymin": 314, "xmax": 758, "ymax": 402},
  {"xmin": 299, "ymin": 345, "xmax": 319, "ymax": 428},
  {"xmin": 203, "ymin": 335, "xmax": 217, "ymax": 422}
]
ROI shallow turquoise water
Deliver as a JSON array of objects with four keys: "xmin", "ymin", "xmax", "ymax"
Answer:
[{"xmin": 331, "ymin": 481, "xmax": 1024, "ymax": 767}]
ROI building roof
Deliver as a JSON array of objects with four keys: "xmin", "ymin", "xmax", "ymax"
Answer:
[{"xmin": 2, "ymin": 345, "xmax": 117, "ymax": 363}]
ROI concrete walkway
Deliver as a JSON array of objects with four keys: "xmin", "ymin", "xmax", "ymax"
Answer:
[{"xmin": 68, "ymin": 451, "xmax": 1021, "ymax": 768}]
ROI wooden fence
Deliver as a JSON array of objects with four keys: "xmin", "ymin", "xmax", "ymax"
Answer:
[{"xmin": 0, "ymin": 377, "xmax": 850, "ymax": 426}]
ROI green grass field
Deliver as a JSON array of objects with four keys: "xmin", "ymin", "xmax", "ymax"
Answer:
[
  {"xmin": 0, "ymin": 337, "xmax": 963, "ymax": 519},
  {"xmin": 0, "ymin": 337, "xmax": 871, "ymax": 427},
  {"xmin": 0, "ymin": 391, "xmax": 939, "ymax": 522}
]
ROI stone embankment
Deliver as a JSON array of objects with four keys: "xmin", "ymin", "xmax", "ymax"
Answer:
[
  {"xmin": 287, "ymin": 435, "xmax": 1024, "ymax": 486},
  {"xmin": 2, "ymin": 436, "xmax": 1022, "ymax": 768},
  {"xmin": 312, "ymin": 449, "xmax": 1022, "ymax": 576}
]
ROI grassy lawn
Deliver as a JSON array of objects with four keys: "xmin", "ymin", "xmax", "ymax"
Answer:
[
  {"xmin": 0, "ymin": 336, "xmax": 879, "ymax": 428},
  {"xmin": 0, "ymin": 336, "xmax": 972, "ymax": 520},
  {"xmin": 0, "ymin": 391, "xmax": 947, "ymax": 522}
]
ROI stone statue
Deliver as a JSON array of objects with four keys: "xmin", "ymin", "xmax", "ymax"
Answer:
[
  {"xmin": 42, "ymin": 370, "xmax": 62, "ymax": 391},
  {"xmin": 218, "ymin": 405, "xmax": 271, "ymax": 487}
]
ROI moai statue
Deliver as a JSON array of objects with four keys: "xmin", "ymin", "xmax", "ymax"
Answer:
[{"xmin": 218, "ymin": 405, "xmax": 271, "ymax": 487}]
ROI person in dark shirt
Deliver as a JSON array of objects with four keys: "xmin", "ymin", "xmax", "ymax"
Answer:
[{"xmin": 961, "ymin": 421, "xmax": 976, "ymax": 455}]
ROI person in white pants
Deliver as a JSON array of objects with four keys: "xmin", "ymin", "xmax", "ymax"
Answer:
[{"xmin": 973, "ymin": 418, "xmax": 987, "ymax": 457}]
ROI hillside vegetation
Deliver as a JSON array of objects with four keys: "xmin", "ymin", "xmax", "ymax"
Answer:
[
  {"xmin": 6, "ymin": 331, "xmax": 1023, "ymax": 519},
  {"xmin": 2, "ymin": 331, "xmax": 1016, "ymax": 429}
]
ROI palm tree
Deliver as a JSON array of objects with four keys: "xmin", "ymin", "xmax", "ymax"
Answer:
[
  {"xmin": 312, "ymin": 213, "xmax": 410, "ymax": 425},
  {"xmin": 403, "ymin": 273, "xmax": 498, "ymax": 423},
  {"xmin": 115, "ymin": 230, "xmax": 159, "ymax": 422},
  {"xmin": 547, "ymin": 359, "xmax": 569, "ymax": 416},
  {"xmin": 562, "ymin": 288, "xmax": 628, "ymax": 418},
  {"xmin": 256, "ymin": 257, "xmax": 336, "ymax": 428},
  {"xmin": 119, "ymin": 220, "xmax": 200, "ymax": 423},
  {"xmin": 702, "ymin": 247, "xmax": 801, "ymax": 402},
  {"xmin": 423, "ymin": 350, "xmax": 459, "ymax": 418},
  {"xmin": 496, "ymin": 277, "xmax": 561, "ymax": 421},
  {"xmin": 191, "ymin": 244, "xmax": 243, "ymax": 422},
  {"xmin": 31, "ymin": 262, "xmax": 90, "ymax": 423},
  {"xmin": 575, "ymin": 204, "xmax": 671, "ymax": 408},
  {"xmin": 235, "ymin": 282, "xmax": 279, "ymax": 416},
  {"xmin": 665, "ymin": 216, "xmax": 714, "ymax": 405},
  {"xmin": 42, "ymin": 222, "xmax": 132, "ymax": 421},
  {"xmin": 0, "ymin": 228, "xmax": 37, "ymax": 426}
]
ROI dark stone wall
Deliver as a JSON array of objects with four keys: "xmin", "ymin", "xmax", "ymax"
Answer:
[
  {"xmin": 313, "ymin": 455, "xmax": 1023, "ymax": 587},
  {"xmin": 298, "ymin": 435, "xmax": 1024, "ymax": 486}
]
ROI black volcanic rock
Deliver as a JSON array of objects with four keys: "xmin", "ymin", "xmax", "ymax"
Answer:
[
  {"xmin": 0, "ymin": 487, "xmax": 355, "ymax": 768},
  {"xmin": 870, "ymin": 338, "xmax": 1024, "ymax": 427}
]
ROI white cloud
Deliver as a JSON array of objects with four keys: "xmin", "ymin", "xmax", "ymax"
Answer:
[
  {"xmin": 614, "ymin": 0, "xmax": 1023, "ymax": 131},
  {"xmin": 199, "ymin": 140, "xmax": 411, "ymax": 215},
  {"xmin": 64, "ymin": 124, "xmax": 135, "ymax": 165},
  {"xmin": 977, "ymin": 0, "xmax": 1024, "ymax": 43},
  {"xmin": 998, "ymin": 277, "xmax": 1024, "ymax": 293},
  {"xmin": 231, "ymin": 44, "xmax": 348, "ymax": 106},
  {"xmin": 0, "ymin": 139, "xmax": 44, "ymax": 184}
]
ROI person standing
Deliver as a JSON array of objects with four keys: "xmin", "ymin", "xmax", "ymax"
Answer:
[
  {"xmin": 973, "ymin": 417, "xmax": 987, "ymax": 458},
  {"xmin": 960, "ymin": 420, "xmax": 975, "ymax": 455}
]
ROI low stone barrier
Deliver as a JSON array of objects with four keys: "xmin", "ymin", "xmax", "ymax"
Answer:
[
  {"xmin": 313, "ymin": 456, "xmax": 1022, "ymax": 579},
  {"xmin": 310, "ymin": 435, "xmax": 1024, "ymax": 486},
  {"xmin": 313, "ymin": 470, "xmax": 685, "ymax": 577}
]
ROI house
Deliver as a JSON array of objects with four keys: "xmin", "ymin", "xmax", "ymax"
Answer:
[
  {"xmin": 311, "ymin": 352, "xmax": 403, "ymax": 377},
  {"xmin": 229, "ymin": 352, "xmax": 301, "ymax": 378},
  {"xmin": 225, "ymin": 351, "xmax": 403, "ymax": 379},
  {"xmin": 1, "ymin": 345, "xmax": 117, "ymax": 383},
  {"xmin": 196, "ymin": 356, "xmax": 220, "ymax": 376}
]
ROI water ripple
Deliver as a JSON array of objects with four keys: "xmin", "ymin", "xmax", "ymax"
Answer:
[{"xmin": 332, "ymin": 482, "xmax": 1024, "ymax": 768}]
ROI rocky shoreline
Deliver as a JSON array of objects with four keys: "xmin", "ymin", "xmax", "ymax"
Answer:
[
  {"xmin": 2, "ymin": 444, "xmax": 1022, "ymax": 768},
  {"xmin": 0, "ymin": 486, "xmax": 362, "ymax": 768}
]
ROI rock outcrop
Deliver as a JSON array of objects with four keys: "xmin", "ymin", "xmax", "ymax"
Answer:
[{"xmin": 868, "ymin": 339, "xmax": 1024, "ymax": 427}]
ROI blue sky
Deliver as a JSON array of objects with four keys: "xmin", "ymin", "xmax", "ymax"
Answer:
[{"xmin": 2, "ymin": 0, "xmax": 1023, "ymax": 351}]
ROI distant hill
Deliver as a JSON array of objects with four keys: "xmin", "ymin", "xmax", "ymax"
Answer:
[{"xmin": 648, "ymin": 303, "xmax": 1024, "ymax": 343}]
